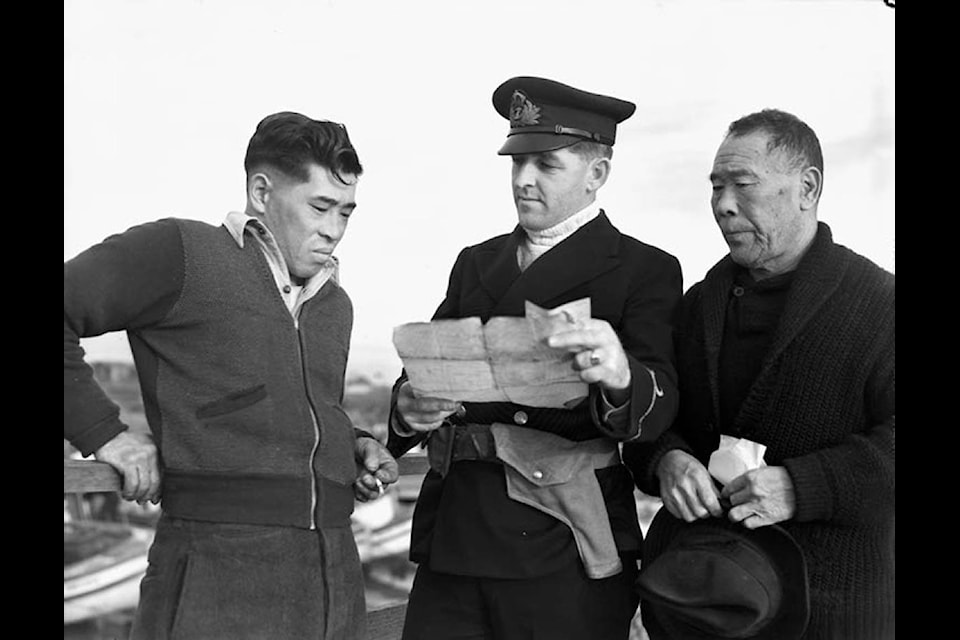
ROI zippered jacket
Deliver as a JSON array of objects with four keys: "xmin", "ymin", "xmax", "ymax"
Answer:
[{"xmin": 64, "ymin": 218, "xmax": 357, "ymax": 528}]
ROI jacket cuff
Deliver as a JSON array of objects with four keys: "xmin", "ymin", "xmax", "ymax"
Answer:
[
  {"xmin": 389, "ymin": 408, "xmax": 418, "ymax": 437},
  {"xmin": 622, "ymin": 360, "xmax": 668, "ymax": 442},
  {"xmin": 71, "ymin": 416, "xmax": 128, "ymax": 458},
  {"xmin": 386, "ymin": 373, "xmax": 428, "ymax": 458},
  {"xmin": 599, "ymin": 385, "xmax": 630, "ymax": 416}
]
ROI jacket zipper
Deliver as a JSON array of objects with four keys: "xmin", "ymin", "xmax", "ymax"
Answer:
[{"xmin": 294, "ymin": 314, "xmax": 322, "ymax": 530}]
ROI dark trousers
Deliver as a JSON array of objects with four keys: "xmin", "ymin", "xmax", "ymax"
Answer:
[
  {"xmin": 130, "ymin": 515, "xmax": 365, "ymax": 640},
  {"xmin": 401, "ymin": 558, "xmax": 639, "ymax": 640}
]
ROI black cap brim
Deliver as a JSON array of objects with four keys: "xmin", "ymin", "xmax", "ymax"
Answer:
[{"xmin": 497, "ymin": 132, "xmax": 583, "ymax": 156}]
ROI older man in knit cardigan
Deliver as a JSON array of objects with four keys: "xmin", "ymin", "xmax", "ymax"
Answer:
[{"xmin": 624, "ymin": 109, "xmax": 894, "ymax": 640}]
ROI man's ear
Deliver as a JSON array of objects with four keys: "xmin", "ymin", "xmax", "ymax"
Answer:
[
  {"xmin": 585, "ymin": 157, "xmax": 611, "ymax": 195},
  {"xmin": 247, "ymin": 172, "xmax": 273, "ymax": 214},
  {"xmin": 798, "ymin": 166, "xmax": 823, "ymax": 211}
]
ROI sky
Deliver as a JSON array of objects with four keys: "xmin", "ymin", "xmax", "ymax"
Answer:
[{"xmin": 64, "ymin": 0, "xmax": 895, "ymax": 381}]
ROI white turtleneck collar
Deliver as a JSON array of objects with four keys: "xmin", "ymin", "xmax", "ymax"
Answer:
[{"xmin": 517, "ymin": 200, "xmax": 602, "ymax": 271}]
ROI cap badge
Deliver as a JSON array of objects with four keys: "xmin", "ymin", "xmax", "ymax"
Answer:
[{"xmin": 509, "ymin": 91, "xmax": 541, "ymax": 127}]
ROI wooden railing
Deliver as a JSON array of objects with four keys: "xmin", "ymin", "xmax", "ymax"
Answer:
[
  {"xmin": 63, "ymin": 456, "xmax": 430, "ymax": 494},
  {"xmin": 64, "ymin": 454, "xmax": 429, "ymax": 639}
]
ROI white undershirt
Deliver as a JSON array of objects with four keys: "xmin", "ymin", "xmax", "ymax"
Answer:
[{"xmin": 517, "ymin": 201, "xmax": 602, "ymax": 271}]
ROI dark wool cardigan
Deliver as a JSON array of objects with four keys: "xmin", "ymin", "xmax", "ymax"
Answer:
[
  {"xmin": 623, "ymin": 223, "xmax": 895, "ymax": 640},
  {"xmin": 64, "ymin": 218, "xmax": 359, "ymax": 529}
]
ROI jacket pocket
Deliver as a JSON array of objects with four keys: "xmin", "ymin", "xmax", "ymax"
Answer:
[
  {"xmin": 491, "ymin": 423, "xmax": 579, "ymax": 486},
  {"xmin": 192, "ymin": 386, "xmax": 278, "ymax": 473},
  {"xmin": 195, "ymin": 385, "xmax": 268, "ymax": 419}
]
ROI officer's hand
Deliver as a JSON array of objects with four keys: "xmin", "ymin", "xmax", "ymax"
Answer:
[
  {"xmin": 656, "ymin": 449, "xmax": 723, "ymax": 522},
  {"xmin": 94, "ymin": 431, "xmax": 161, "ymax": 505},
  {"xmin": 547, "ymin": 319, "xmax": 631, "ymax": 400},
  {"xmin": 722, "ymin": 466, "xmax": 796, "ymax": 529},
  {"xmin": 396, "ymin": 381, "xmax": 461, "ymax": 433},
  {"xmin": 354, "ymin": 436, "xmax": 400, "ymax": 502}
]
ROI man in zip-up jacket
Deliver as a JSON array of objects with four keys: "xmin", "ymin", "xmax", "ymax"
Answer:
[{"xmin": 63, "ymin": 112, "xmax": 399, "ymax": 640}]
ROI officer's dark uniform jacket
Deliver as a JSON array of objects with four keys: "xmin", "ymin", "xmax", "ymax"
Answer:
[{"xmin": 387, "ymin": 211, "xmax": 682, "ymax": 579}]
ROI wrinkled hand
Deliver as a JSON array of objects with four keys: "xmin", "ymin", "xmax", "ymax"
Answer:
[
  {"xmin": 396, "ymin": 381, "xmax": 461, "ymax": 433},
  {"xmin": 354, "ymin": 437, "xmax": 400, "ymax": 502},
  {"xmin": 547, "ymin": 319, "xmax": 631, "ymax": 401},
  {"xmin": 656, "ymin": 449, "xmax": 724, "ymax": 522},
  {"xmin": 94, "ymin": 431, "xmax": 161, "ymax": 505},
  {"xmin": 721, "ymin": 466, "xmax": 795, "ymax": 529}
]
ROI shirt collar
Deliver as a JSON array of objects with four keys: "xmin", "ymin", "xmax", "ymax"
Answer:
[
  {"xmin": 224, "ymin": 210, "xmax": 263, "ymax": 248},
  {"xmin": 222, "ymin": 210, "xmax": 340, "ymax": 287}
]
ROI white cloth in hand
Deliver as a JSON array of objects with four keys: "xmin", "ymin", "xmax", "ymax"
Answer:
[{"xmin": 708, "ymin": 435, "xmax": 767, "ymax": 485}]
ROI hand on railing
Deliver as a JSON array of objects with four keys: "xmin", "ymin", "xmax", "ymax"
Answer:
[{"xmin": 94, "ymin": 431, "xmax": 161, "ymax": 505}]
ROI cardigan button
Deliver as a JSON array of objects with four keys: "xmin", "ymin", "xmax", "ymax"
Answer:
[
  {"xmin": 513, "ymin": 410, "xmax": 528, "ymax": 425},
  {"xmin": 732, "ymin": 286, "xmax": 745, "ymax": 297}
]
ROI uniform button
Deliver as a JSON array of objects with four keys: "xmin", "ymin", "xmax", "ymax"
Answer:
[
  {"xmin": 282, "ymin": 284, "xmax": 292, "ymax": 294},
  {"xmin": 732, "ymin": 286, "xmax": 745, "ymax": 297},
  {"xmin": 532, "ymin": 470, "xmax": 543, "ymax": 480},
  {"xmin": 456, "ymin": 404, "xmax": 467, "ymax": 418},
  {"xmin": 513, "ymin": 410, "xmax": 528, "ymax": 425}
]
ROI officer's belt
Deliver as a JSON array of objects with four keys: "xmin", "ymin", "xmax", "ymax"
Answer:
[
  {"xmin": 426, "ymin": 423, "xmax": 499, "ymax": 476},
  {"xmin": 425, "ymin": 422, "xmax": 619, "ymax": 477}
]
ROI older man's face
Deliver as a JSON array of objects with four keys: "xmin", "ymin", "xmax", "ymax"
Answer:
[
  {"xmin": 709, "ymin": 132, "xmax": 809, "ymax": 277},
  {"xmin": 511, "ymin": 148, "xmax": 594, "ymax": 232}
]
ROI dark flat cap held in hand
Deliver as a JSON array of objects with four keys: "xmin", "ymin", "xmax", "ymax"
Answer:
[
  {"xmin": 636, "ymin": 508, "xmax": 810, "ymax": 640},
  {"xmin": 492, "ymin": 76, "xmax": 636, "ymax": 155}
]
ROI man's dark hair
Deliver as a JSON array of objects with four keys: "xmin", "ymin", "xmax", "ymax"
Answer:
[
  {"xmin": 727, "ymin": 109, "xmax": 823, "ymax": 176},
  {"xmin": 244, "ymin": 111, "xmax": 363, "ymax": 184}
]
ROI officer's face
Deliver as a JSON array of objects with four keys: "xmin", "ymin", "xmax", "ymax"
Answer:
[
  {"xmin": 260, "ymin": 163, "xmax": 358, "ymax": 284},
  {"xmin": 511, "ymin": 148, "xmax": 593, "ymax": 231}
]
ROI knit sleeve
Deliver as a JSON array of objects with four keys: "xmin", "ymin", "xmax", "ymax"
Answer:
[
  {"xmin": 64, "ymin": 218, "xmax": 185, "ymax": 455},
  {"xmin": 784, "ymin": 309, "xmax": 895, "ymax": 527}
]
